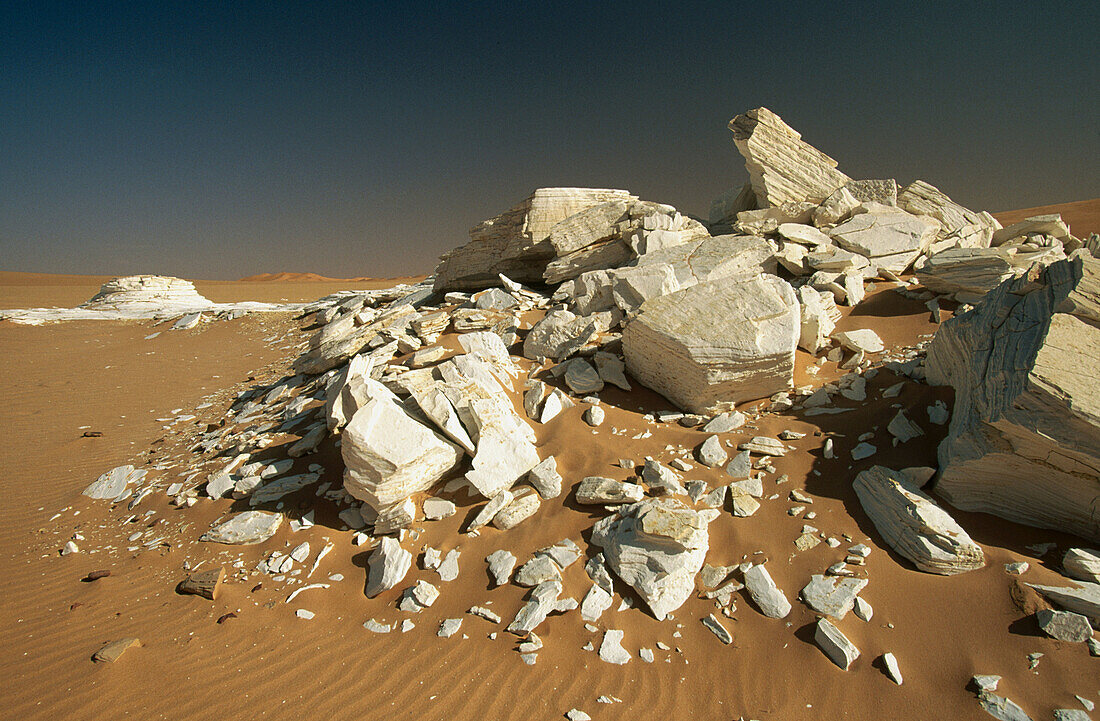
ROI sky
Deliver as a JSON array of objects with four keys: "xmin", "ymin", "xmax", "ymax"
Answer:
[{"xmin": 2, "ymin": 1, "xmax": 1098, "ymax": 280}]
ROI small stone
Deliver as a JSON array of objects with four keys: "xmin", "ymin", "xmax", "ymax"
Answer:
[
  {"xmin": 880, "ymin": 652, "xmax": 902, "ymax": 684},
  {"xmin": 93, "ymin": 637, "xmax": 140, "ymax": 662},
  {"xmin": 851, "ymin": 442, "xmax": 877, "ymax": 460},
  {"xmin": 853, "ymin": 596, "xmax": 873, "ymax": 622},
  {"xmin": 515, "ymin": 555, "xmax": 561, "ymax": 587},
  {"xmin": 698, "ymin": 435, "xmax": 728, "ymax": 468},
  {"xmin": 1004, "ymin": 561, "xmax": 1029, "ymax": 575},
  {"xmin": 814, "ymin": 618, "xmax": 860, "ymax": 670},
  {"xmin": 969, "ymin": 675, "xmax": 1001, "ymax": 693},
  {"xmin": 296, "ymin": 609, "xmax": 315, "ymax": 620},
  {"xmin": 423, "ymin": 497, "xmax": 456, "ymax": 520},
  {"xmin": 701, "ymin": 614, "xmax": 732, "ymax": 644},
  {"xmin": 565, "ymin": 710, "xmax": 592, "ymax": 721},
  {"xmin": 438, "ymin": 618, "xmax": 463, "ymax": 638},
  {"xmin": 743, "ymin": 564, "xmax": 791, "ymax": 619},
  {"xmin": 583, "ymin": 406, "xmax": 605, "ymax": 427},
  {"xmin": 978, "ymin": 693, "xmax": 1035, "ymax": 721},
  {"xmin": 528, "ymin": 456, "xmax": 563, "ymax": 500},
  {"xmin": 599, "ymin": 629, "xmax": 631, "ymax": 665},
  {"xmin": 486, "ymin": 550, "xmax": 517, "ymax": 587},
  {"xmin": 703, "ymin": 411, "xmax": 746, "ymax": 433},
  {"xmin": 363, "ymin": 619, "xmax": 391, "ymax": 633}
]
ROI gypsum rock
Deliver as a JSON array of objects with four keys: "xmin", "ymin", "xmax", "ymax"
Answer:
[
  {"xmin": 924, "ymin": 255, "xmax": 1100, "ymax": 542},
  {"xmin": 728, "ymin": 107, "xmax": 850, "ymax": 207},
  {"xmin": 897, "ymin": 180, "xmax": 998, "ymax": 250},
  {"xmin": 853, "ymin": 465, "xmax": 985, "ymax": 575},
  {"xmin": 622, "ymin": 274, "xmax": 799, "ymax": 414},
  {"xmin": 591, "ymin": 497, "xmax": 718, "ymax": 620},
  {"xmin": 828, "ymin": 210, "xmax": 940, "ymax": 273}
]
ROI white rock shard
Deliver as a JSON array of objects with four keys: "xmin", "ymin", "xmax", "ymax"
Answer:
[
  {"xmin": 592, "ymin": 498, "xmax": 717, "ymax": 620},
  {"xmin": 829, "ymin": 210, "xmax": 939, "ymax": 272},
  {"xmin": 200, "ymin": 511, "xmax": 283, "ymax": 545},
  {"xmin": 814, "ymin": 618, "xmax": 860, "ymax": 670},
  {"xmin": 598, "ymin": 629, "xmax": 632, "ymax": 665},
  {"xmin": 365, "ymin": 537, "xmax": 412, "ymax": 597},
  {"xmin": 743, "ymin": 564, "xmax": 792, "ymax": 619},
  {"xmin": 83, "ymin": 465, "xmax": 147, "ymax": 501},
  {"xmin": 800, "ymin": 575, "xmax": 869, "ymax": 620},
  {"xmin": 853, "ymin": 466, "xmax": 985, "ymax": 575}
]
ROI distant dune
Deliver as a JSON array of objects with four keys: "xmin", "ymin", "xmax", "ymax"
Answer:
[
  {"xmin": 238, "ymin": 271, "xmax": 424, "ymax": 283},
  {"xmin": 993, "ymin": 197, "xmax": 1099, "ymax": 237}
]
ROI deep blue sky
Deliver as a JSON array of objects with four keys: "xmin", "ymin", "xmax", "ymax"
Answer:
[{"xmin": 2, "ymin": 1, "xmax": 1098, "ymax": 279}]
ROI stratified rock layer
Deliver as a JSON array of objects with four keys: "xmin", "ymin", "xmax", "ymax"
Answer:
[
  {"xmin": 728, "ymin": 107, "xmax": 850, "ymax": 207},
  {"xmin": 853, "ymin": 465, "xmax": 985, "ymax": 575},
  {"xmin": 925, "ymin": 255, "xmax": 1100, "ymax": 542},
  {"xmin": 622, "ymin": 274, "xmax": 799, "ymax": 414}
]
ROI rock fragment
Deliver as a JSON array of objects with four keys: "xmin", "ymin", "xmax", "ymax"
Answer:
[
  {"xmin": 814, "ymin": 618, "xmax": 859, "ymax": 670},
  {"xmin": 200, "ymin": 511, "xmax": 283, "ymax": 545},
  {"xmin": 743, "ymin": 564, "xmax": 792, "ymax": 619},
  {"xmin": 365, "ymin": 537, "xmax": 412, "ymax": 597},
  {"xmin": 598, "ymin": 629, "xmax": 632, "ymax": 665}
]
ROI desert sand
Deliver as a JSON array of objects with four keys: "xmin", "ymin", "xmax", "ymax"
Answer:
[{"xmin": 1, "ymin": 220, "xmax": 1096, "ymax": 721}]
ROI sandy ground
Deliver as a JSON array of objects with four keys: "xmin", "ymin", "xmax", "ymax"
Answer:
[{"xmin": 2, "ymin": 240, "xmax": 1098, "ymax": 720}]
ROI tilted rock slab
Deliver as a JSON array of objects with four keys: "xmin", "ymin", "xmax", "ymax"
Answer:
[
  {"xmin": 434, "ymin": 187, "xmax": 636, "ymax": 291},
  {"xmin": 591, "ymin": 497, "xmax": 718, "ymax": 621},
  {"xmin": 897, "ymin": 180, "xmax": 998, "ymax": 250},
  {"xmin": 728, "ymin": 107, "xmax": 850, "ymax": 207},
  {"xmin": 916, "ymin": 247, "xmax": 1018, "ymax": 303},
  {"xmin": 200, "ymin": 511, "xmax": 283, "ymax": 545},
  {"xmin": 853, "ymin": 466, "xmax": 984, "ymax": 575},
  {"xmin": 925, "ymin": 255, "xmax": 1100, "ymax": 542},
  {"xmin": 365, "ymin": 537, "xmax": 412, "ymax": 597},
  {"xmin": 622, "ymin": 274, "xmax": 799, "ymax": 414}
]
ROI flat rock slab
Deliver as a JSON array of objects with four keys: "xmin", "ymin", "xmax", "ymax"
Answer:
[
  {"xmin": 83, "ymin": 465, "xmax": 146, "ymax": 500},
  {"xmin": 93, "ymin": 637, "xmax": 140, "ymax": 663},
  {"xmin": 800, "ymin": 575, "xmax": 868, "ymax": 620},
  {"xmin": 744, "ymin": 564, "xmax": 792, "ymax": 618},
  {"xmin": 200, "ymin": 511, "xmax": 283, "ymax": 545}
]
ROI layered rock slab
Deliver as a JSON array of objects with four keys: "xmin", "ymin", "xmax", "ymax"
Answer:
[
  {"xmin": 853, "ymin": 465, "xmax": 985, "ymax": 575},
  {"xmin": 434, "ymin": 188, "xmax": 635, "ymax": 291},
  {"xmin": 925, "ymin": 255, "xmax": 1100, "ymax": 542},
  {"xmin": 622, "ymin": 274, "xmax": 799, "ymax": 414},
  {"xmin": 728, "ymin": 107, "xmax": 850, "ymax": 207}
]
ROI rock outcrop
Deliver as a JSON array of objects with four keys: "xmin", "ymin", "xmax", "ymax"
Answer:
[
  {"xmin": 853, "ymin": 466, "xmax": 985, "ymax": 575},
  {"xmin": 925, "ymin": 255, "xmax": 1100, "ymax": 542},
  {"xmin": 622, "ymin": 274, "xmax": 799, "ymax": 414},
  {"xmin": 728, "ymin": 107, "xmax": 850, "ymax": 206}
]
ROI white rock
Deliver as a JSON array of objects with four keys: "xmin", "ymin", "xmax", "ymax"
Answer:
[
  {"xmin": 581, "ymin": 584, "xmax": 614, "ymax": 622},
  {"xmin": 485, "ymin": 550, "xmax": 517, "ymax": 587},
  {"xmin": 728, "ymin": 107, "xmax": 849, "ymax": 206},
  {"xmin": 598, "ymin": 629, "xmax": 632, "ymax": 665},
  {"xmin": 83, "ymin": 465, "xmax": 146, "ymax": 501},
  {"xmin": 829, "ymin": 211, "xmax": 939, "ymax": 272},
  {"xmin": 703, "ymin": 411, "xmax": 746, "ymax": 433},
  {"xmin": 697, "ymin": 435, "xmax": 728, "ymax": 468},
  {"xmin": 437, "ymin": 618, "xmax": 463, "ymax": 638},
  {"xmin": 591, "ymin": 498, "xmax": 717, "ymax": 620},
  {"xmin": 833, "ymin": 329, "xmax": 884, "ymax": 353},
  {"xmin": 365, "ymin": 537, "xmax": 412, "ymax": 597},
  {"xmin": 492, "ymin": 492, "xmax": 540, "ymax": 530},
  {"xmin": 576, "ymin": 477, "xmax": 644, "ymax": 505},
  {"xmin": 506, "ymin": 580, "xmax": 563, "ymax": 636},
  {"xmin": 887, "ymin": 409, "xmax": 924, "ymax": 443},
  {"xmin": 853, "ymin": 466, "xmax": 985, "ymax": 575},
  {"xmin": 799, "ymin": 575, "xmax": 869, "ymax": 620},
  {"xmin": 423, "ymin": 497, "xmax": 457, "ymax": 521},
  {"xmin": 1063, "ymin": 548, "xmax": 1100, "ymax": 583},
  {"xmin": 341, "ymin": 393, "xmax": 462, "ymax": 513},
  {"xmin": 200, "ymin": 511, "xmax": 283, "ymax": 545},
  {"xmin": 881, "ymin": 652, "xmax": 903, "ymax": 684},
  {"xmin": 1027, "ymin": 582, "xmax": 1100, "ymax": 626},
  {"xmin": 515, "ymin": 555, "xmax": 560, "ymax": 587},
  {"xmin": 622, "ymin": 275, "xmax": 799, "ymax": 414},
  {"xmin": 527, "ymin": 456, "xmax": 563, "ymax": 499},
  {"xmin": 583, "ymin": 405, "xmax": 605, "ymax": 427},
  {"xmin": 702, "ymin": 614, "xmax": 733, "ymax": 644},
  {"xmin": 924, "ymin": 256, "xmax": 1100, "ymax": 542},
  {"xmin": 743, "ymin": 564, "xmax": 792, "ymax": 619},
  {"xmin": 814, "ymin": 618, "xmax": 860, "ymax": 670}
]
